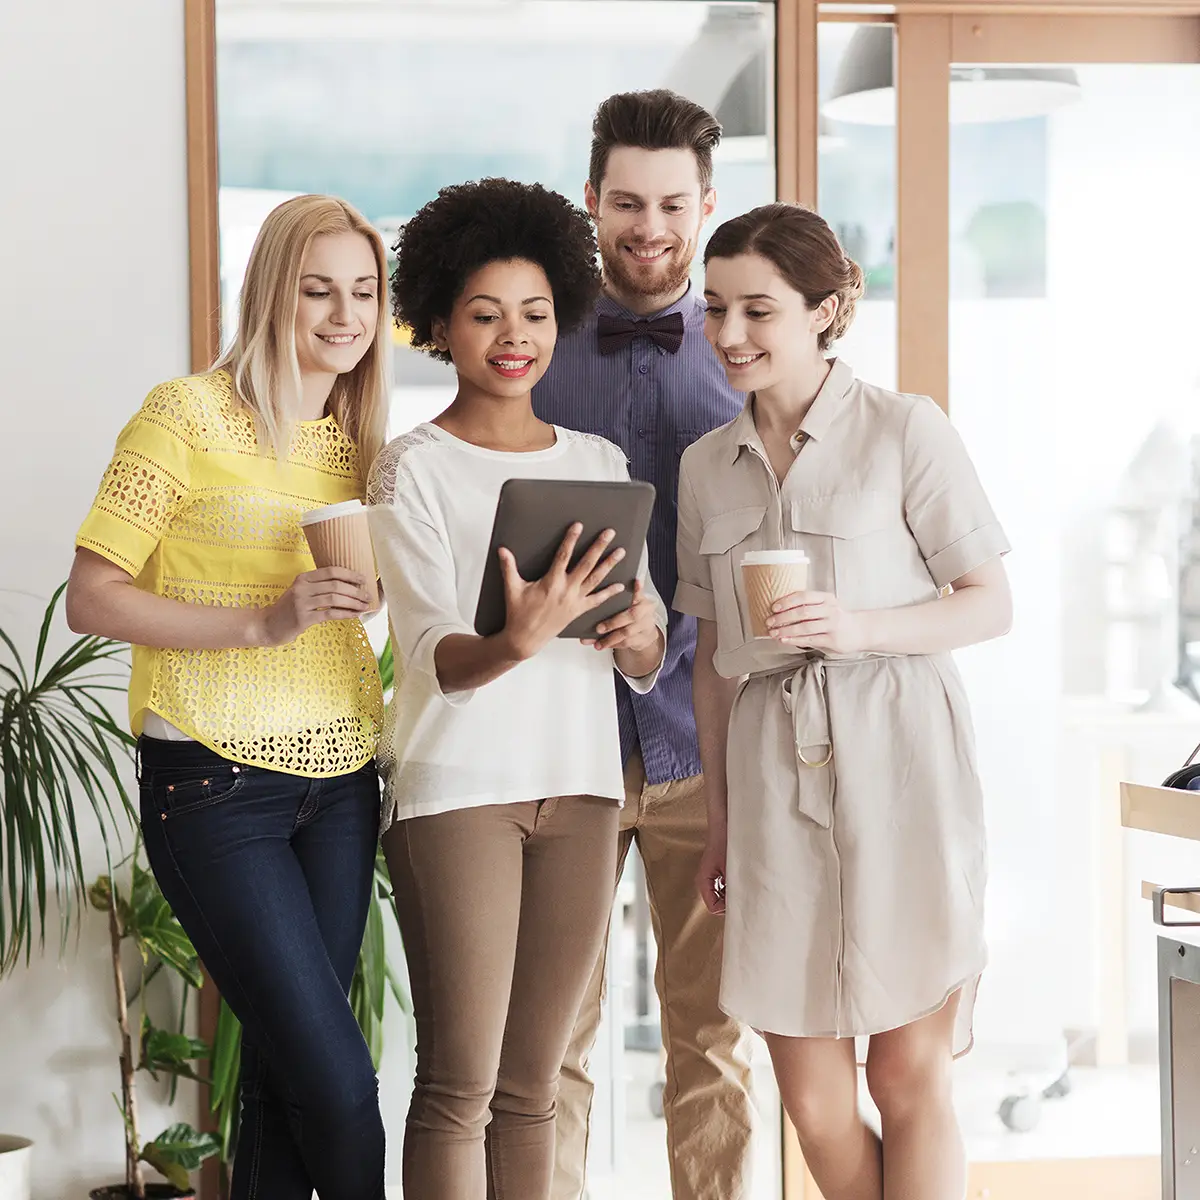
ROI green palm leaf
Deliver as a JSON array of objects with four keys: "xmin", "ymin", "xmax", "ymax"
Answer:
[
  {"xmin": 0, "ymin": 583, "xmax": 132, "ymax": 971},
  {"xmin": 209, "ymin": 998, "xmax": 243, "ymax": 1165},
  {"xmin": 377, "ymin": 639, "xmax": 395, "ymax": 693},
  {"xmin": 350, "ymin": 881, "xmax": 388, "ymax": 1066}
]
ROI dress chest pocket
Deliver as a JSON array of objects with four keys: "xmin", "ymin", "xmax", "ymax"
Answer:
[
  {"xmin": 789, "ymin": 491, "xmax": 911, "ymax": 608},
  {"xmin": 699, "ymin": 506, "xmax": 768, "ymax": 647}
]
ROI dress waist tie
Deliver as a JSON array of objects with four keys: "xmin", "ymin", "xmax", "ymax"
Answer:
[{"xmin": 748, "ymin": 654, "xmax": 893, "ymax": 829}]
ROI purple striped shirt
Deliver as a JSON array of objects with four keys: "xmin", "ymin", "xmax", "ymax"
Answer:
[{"xmin": 532, "ymin": 285, "xmax": 743, "ymax": 785}]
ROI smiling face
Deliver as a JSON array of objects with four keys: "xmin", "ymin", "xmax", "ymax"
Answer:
[
  {"xmin": 703, "ymin": 252, "xmax": 837, "ymax": 392},
  {"xmin": 293, "ymin": 231, "xmax": 380, "ymax": 378},
  {"xmin": 432, "ymin": 258, "xmax": 558, "ymax": 401},
  {"xmin": 586, "ymin": 146, "xmax": 716, "ymax": 313}
]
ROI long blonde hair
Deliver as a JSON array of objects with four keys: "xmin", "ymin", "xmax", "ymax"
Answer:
[{"xmin": 213, "ymin": 194, "xmax": 390, "ymax": 475}]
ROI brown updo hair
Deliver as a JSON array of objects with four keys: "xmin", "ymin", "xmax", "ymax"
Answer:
[{"xmin": 704, "ymin": 203, "xmax": 864, "ymax": 350}]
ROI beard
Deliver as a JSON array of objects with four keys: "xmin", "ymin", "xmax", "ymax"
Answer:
[{"xmin": 599, "ymin": 229, "xmax": 697, "ymax": 303}]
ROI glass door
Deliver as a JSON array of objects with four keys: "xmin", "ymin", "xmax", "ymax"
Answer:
[
  {"xmin": 888, "ymin": 14, "xmax": 1200, "ymax": 1199},
  {"xmin": 212, "ymin": 4, "xmax": 783, "ymax": 1198}
]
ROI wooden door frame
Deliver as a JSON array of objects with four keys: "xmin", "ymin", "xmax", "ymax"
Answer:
[
  {"xmin": 186, "ymin": 0, "xmax": 219, "ymax": 376},
  {"xmin": 183, "ymin": 10, "xmax": 222, "ymax": 1196},
  {"xmin": 182, "ymin": 4, "xmax": 1200, "ymax": 1200}
]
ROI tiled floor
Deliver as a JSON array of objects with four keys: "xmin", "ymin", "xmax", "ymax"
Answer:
[
  {"xmin": 382, "ymin": 1058, "xmax": 1159, "ymax": 1200},
  {"xmin": 586, "ymin": 1052, "xmax": 1160, "ymax": 1199},
  {"xmin": 954, "ymin": 1061, "xmax": 1160, "ymax": 1163},
  {"xmin": 587, "ymin": 1050, "xmax": 781, "ymax": 1200}
]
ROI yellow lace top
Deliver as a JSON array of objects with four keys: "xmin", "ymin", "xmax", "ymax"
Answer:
[{"xmin": 76, "ymin": 370, "xmax": 383, "ymax": 778}]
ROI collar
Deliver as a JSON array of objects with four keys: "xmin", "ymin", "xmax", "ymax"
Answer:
[
  {"xmin": 726, "ymin": 358, "xmax": 855, "ymax": 465},
  {"xmin": 595, "ymin": 280, "xmax": 705, "ymax": 329}
]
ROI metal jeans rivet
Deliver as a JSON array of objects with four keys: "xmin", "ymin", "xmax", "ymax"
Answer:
[
  {"xmin": 202, "ymin": 779, "xmax": 210, "ymax": 785},
  {"xmin": 167, "ymin": 784, "xmax": 175, "ymax": 792}
]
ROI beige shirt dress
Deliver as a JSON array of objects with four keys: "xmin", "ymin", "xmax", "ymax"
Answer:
[{"xmin": 674, "ymin": 359, "xmax": 1010, "ymax": 1056}]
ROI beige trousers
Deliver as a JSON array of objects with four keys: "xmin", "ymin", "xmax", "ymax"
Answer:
[
  {"xmin": 386, "ymin": 795, "xmax": 619, "ymax": 1200},
  {"xmin": 552, "ymin": 756, "xmax": 756, "ymax": 1200}
]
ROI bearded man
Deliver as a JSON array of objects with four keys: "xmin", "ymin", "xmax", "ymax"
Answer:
[{"xmin": 533, "ymin": 88, "xmax": 754, "ymax": 1200}]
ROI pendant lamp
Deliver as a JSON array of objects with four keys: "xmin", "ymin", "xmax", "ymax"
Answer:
[{"xmin": 823, "ymin": 25, "xmax": 1081, "ymax": 126}]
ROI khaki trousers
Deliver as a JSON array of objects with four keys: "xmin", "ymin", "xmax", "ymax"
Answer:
[
  {"xmin": 386, "ymin": 795, "xmax": 619, "ymax": 1200},
  {"xmin": 552, "ymin": 756, "xmax": 756, "ymax": 1200}
]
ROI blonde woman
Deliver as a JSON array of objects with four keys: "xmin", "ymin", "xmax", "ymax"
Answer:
[{"xmin": 67, "ymin": 196, "xmax": 390, "ymax": 1200}]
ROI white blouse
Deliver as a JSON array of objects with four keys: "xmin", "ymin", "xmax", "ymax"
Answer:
[{"xmin": 367, "ymin": 423, "xmax": 666, "ymax": 829}]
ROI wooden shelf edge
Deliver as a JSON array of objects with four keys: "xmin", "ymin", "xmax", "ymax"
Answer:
[
  {"xmin": 1120, "ymin": 781, "xmax": 1200, "ymax": 843},
  {"xmin": 1141, "ymin": 879, "xmax": 1200, "ymax": 915}
]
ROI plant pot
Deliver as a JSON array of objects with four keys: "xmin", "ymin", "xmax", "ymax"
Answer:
[
  {"xmin": 0, "ymin": 1137, "xmax": 32, "ymax": 1200},
  {"xmin": 89, "ymin": 1187, "xmax": 194, "ymax": 1200}
]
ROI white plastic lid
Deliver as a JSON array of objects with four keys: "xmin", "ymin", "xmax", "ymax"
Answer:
[
  {"xmin": 299, "ymin": 499, "xmax": 365, "ymax": 526},
  {"xmin": 741, "ymin": 549, "xmax": 809, "ymax": 565}
]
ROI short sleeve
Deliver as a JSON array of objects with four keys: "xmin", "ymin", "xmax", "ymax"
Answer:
[
  {"xmin": 903, "ymin": 397, "xmax": 1010, "ymax": 589},
  {"xmin": 75, "ymin": 380, "xmax": 197, "ymax": 577},
  {"xmin": 672, "ymin": 456, "xmax": 716, "ymax": 621},
  {"xmin": 367, "ymin": 451, "xmax": 477, "ymax": 707}
]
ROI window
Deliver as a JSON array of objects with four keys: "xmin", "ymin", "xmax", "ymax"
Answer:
[{"xmin": 213, "ymin": 4, "xmax": 781, "ymax": 1196}]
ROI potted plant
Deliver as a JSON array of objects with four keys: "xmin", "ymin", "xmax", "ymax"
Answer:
[
  {"xmin": 1, "ymin": 583, "xmax": 137, "ymax": 1198},
  {"xmin": 0, "ymin": 1138, "xmax": 32, "ymax": 1200},
  {"xmin": 87, "ymin": 851, "xmax": 220, "ymax": 1199},
  {"xmin": 1, "ymin": 582, "xmax": 134, "ymax": 969}
]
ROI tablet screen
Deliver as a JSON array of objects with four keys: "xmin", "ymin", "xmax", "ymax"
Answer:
[{"xmin": 474, "ymin": 478, "xmax": 656, "ymax": 640}]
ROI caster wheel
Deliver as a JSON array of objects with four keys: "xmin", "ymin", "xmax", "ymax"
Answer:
[
  {"xmin": 1042, "ymin": 1070, "xmax": 1072, "ymax": 1101},
  {"xmin": 649, "ymin": 1080, "xmax": 665, "ymax": 1119},
  {"xmin": 999, "ymin": 1092, "xmax": 1041, "ymax": 1132}
]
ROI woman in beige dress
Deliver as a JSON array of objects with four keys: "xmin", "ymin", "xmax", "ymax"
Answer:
[{"xmin": 676, "ymin": 203, "xmax": 1012, "ymax": 1200}]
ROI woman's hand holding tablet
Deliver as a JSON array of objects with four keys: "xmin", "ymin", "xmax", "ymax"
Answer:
[
  {"xmin": 473, "ymin": 478, "xmax": 657, "ymax": 641},
  {"xmin": 496, "ymin": 524, "xmax": 627, "ymax": 661}
]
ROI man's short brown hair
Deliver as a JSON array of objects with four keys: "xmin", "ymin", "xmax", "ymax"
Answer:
[{"xmin": 589, "ymin": 89, "xmax": 722, "ymax": 195}]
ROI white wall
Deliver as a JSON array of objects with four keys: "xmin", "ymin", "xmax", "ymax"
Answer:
[{"xmin": 0, "ymin": 2, "xmax": 192, "ymax": 1196}]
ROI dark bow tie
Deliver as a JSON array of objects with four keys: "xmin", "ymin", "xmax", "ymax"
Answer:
[{"xmin": 596, "ymin": 310, "xmax": 685, "ymax": 356}]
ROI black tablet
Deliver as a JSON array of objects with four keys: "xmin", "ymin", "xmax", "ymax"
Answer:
[{"xmin": 474, "ymin": 478, "xmax": 657, "ymax": 640}]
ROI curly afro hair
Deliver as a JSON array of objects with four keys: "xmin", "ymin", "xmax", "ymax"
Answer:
[{"xmin": 392, "ymin": 178, "xmax": 601, "ymax": 364}]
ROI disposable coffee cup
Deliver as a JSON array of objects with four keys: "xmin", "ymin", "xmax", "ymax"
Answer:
[
  {"xmin": 741, "ymin": 550, "xmax": 810, "ymax": 639},
  {"xmin": 300, "ymin": 499, "xmax": 379, "ymax": 612}
]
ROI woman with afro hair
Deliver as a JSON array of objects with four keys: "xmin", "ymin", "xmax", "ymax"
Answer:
[{"xmin": 366, "ymin": 178, "xmax": 667, "ymax": 1200}]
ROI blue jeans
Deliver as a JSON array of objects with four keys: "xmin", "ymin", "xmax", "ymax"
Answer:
[{"xmin": 138, "ymin": 736, "xmax": 385, "ymax": 1200}]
